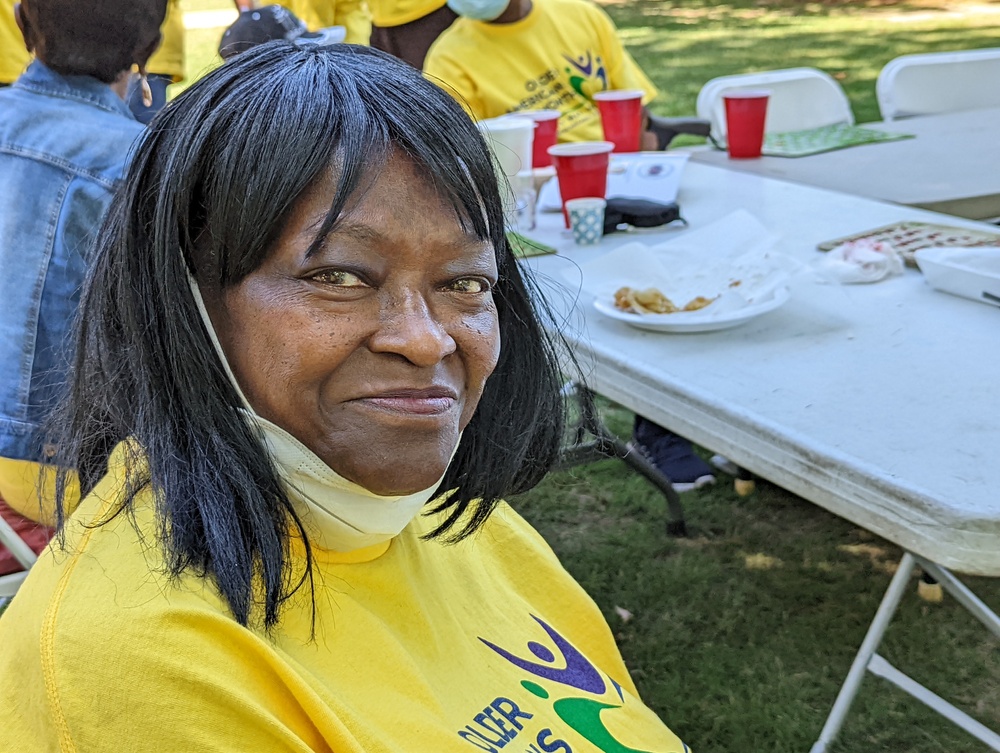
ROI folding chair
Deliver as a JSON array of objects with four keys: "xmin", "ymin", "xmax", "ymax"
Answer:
[
  {"xmin": 696, "ymin": 67, "xmax": 854, "ymax": 149},
  {"xmin": 0, "ymin": 511, "xmax": 38, "ymax": 601},
  {"xmin": 876, "ymin": 47, "xmax": 1000, "ymax": 121}
]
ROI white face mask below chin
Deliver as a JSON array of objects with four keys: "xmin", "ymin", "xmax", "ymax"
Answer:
[
  {"xmin": 446, "ymin": 0, "xmax": 511, "ymax": 21},
  {"xmin": 187, "ymin": 276, "xmax": 460, "ymax": 553}
]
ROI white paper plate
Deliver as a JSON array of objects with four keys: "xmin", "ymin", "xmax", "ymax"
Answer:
[{"xmin": 593, "ymin": 286, "xmax": 791, "ymax": 333}]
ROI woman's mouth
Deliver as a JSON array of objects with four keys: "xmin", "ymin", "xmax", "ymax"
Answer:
[{"xmin": 356, "ymin": 388, "xmax": 458, "ymax": 416}]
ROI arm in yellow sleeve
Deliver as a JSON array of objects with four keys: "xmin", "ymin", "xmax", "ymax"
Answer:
[
  {"xmin": 590, "ymin": 4, "xmax": 658, "ymax": 105},
  {"xmin": 334, "ymin": 0, "xmax": 373, "ymax": 45}
]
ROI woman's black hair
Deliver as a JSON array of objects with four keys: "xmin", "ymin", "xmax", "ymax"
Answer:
[{"xmin": 49, "ymin": 43, "xmax": 567, "ymax": 629}]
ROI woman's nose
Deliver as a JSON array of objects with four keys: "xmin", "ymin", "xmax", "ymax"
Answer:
[{"xmin": 368, "ymin": 292, "xmax": 457, "ymax": 366}]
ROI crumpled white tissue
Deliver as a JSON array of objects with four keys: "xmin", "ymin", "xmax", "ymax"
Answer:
[{"xmin": 815, "ymin": 239, "xmax": 904, "ymax": 284}]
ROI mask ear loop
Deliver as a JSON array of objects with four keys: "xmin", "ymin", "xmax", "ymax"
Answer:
[
  {"xmin": 138, "ymin": 67, "xmax": 153, "ymax": 108},
  {"xmin": 186, "ymin": 274, "xmax": 256, "ymax": 414}
]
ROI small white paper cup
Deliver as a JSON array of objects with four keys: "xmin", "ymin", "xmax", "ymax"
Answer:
[{"xmin": 565, "ymin": 197, "xmax": 606, "ymax": 246}]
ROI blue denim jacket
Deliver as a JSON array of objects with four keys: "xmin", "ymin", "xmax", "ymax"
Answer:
[{"xmin": 0, "ymin": 62, "xmax": 143, "ymax": 461}]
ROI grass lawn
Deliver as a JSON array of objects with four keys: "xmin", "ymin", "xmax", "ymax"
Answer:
[{"xmin": 165, "ymin": 2, "xmax": 1000, "ymax": 750}]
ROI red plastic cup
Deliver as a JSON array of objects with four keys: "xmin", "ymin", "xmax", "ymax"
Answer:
[
  {"xmin": 723, "ymin": 90, "xmax": 770, "ymax": 159},
  {"xmin": 547, "ymin": 141, "xmax": 614, "ymax": 227},
  {"xmin": 593, "ymin": 89, "xmax": 644, "ymax": 153},
  {"xmin": 521, "ymin": 109, "xmax": 561, "ymax": 168}
]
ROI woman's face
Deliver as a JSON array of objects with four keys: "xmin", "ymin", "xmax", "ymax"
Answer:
[{"xmin": 207, "ymin": 154, "xmax": 501, "ymax": 495}]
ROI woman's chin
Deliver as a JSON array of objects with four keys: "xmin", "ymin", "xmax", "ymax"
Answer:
[
  {"xmin": 334, "ymin": 451, "xmax": 454, "ymax": 498},
  {"xmin": 319, "ymin": 430, "xmax": 460, "ymax": 497}
]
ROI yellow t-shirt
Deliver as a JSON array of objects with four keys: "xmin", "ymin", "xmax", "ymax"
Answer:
[
  {"xmin": 424, "ymin": 0, "xmax": 657, "ymax": 143},
  {"xmin": 145, "ymin": 0, "xmax": 185, "ymax": 81},
  {"xmin": 0, "ymin": 444, "xmax": 689, "ymax": 752},
  {"xmin": 369, "ymin": 0, "xmax": 447, "ymax": 28},
  {"xmin": 0, "ymin": 0, "xmax": 30, "ymax": 84},
  {"xmin": 287, "ymin": 0, "xmax": 373, "ymax": 46}
]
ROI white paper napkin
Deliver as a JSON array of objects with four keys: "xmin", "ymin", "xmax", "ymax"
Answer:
[{"xmin": 565, "ymin": 210, "xmax": 794, "ymax": 318}]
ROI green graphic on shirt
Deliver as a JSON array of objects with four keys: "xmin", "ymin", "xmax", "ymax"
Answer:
[
  {"xmin": 521, "ymin": 680, "xmax": 655, "ymax": 753},
  {"xmin": 562, "ymin": 51, "xmax": 608, "ymax": 99}
]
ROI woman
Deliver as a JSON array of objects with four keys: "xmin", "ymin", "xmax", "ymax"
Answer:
[{"xmin": 0, "ymin": 44, "xmax": 688, "ymax": 752}]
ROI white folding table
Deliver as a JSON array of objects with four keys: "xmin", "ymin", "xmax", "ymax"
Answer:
[
  {"xmin": 688, "ymin": 107, "xmax": 1000, "ymax": 221},
  {"xmin": 520, "ymin": 162, "xmax": 1000, "ymax": 751}
]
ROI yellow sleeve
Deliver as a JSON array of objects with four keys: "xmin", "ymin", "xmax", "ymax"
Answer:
[
  {"xmin": 334, "ymin": 0, "xmax": 373, "ymax": 45},
  {"xmin": 289, "ymin": 0, "xmax": 372, "ymax": 45},
  {"xmin": 369, "ymin": 0, "xmax": 447, "ymax": 28},
  {"xmin": 0, "ymin": 0, "xmax": 30, "ymax": 84},
  {"xmin": 145, "ymin": 0, "xmax": 185, "ymax": 82},
  {"xmin": 423, "ymin": 39, "xmax": 482, "ymax": 120},
  {"xmin": 590, "ymin": 3, "xmax": 658, "ymax": 105}
]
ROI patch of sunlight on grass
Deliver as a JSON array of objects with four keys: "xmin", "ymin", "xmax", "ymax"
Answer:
[{"xmin": 744, "ymin": 552, "xmax": 784, "ymax": 570}]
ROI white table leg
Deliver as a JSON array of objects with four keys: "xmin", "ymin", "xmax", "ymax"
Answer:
[
  {"xmin": 916, "ymin": 556, "xmax": 1000, "ymax": 639},
  {"xmin": 810, "ymin": 552, "xmax": 916, "ymax": 753}
]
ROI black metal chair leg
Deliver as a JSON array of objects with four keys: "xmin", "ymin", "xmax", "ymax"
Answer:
[{"xmin": 557, "ymin": 384, "xmax": 687, "ymax": 536}]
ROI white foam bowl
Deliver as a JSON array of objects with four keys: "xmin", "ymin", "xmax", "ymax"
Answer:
[{"xmin": 914, "ymin": 246, "xmax": 1000, "ymax": 308}]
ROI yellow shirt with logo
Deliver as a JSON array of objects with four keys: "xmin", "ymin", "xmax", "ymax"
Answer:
[
  {"xmin": 0, "ymin": 444, "xmax": 689, "ymax": 752},
  {"xmin": 0, "ymin": 0, "xmax": 30, "ymax": 84},
  {"xmin": 288, "ymin": 0, "xmax": 373, "ymax": 46},
  {"xmin": 369, "ymin": 0, "xmax": 447, "ymax": 28},
  {"xmin": 424, "ymin": 0, "xmax": 657, "ymax": 143}
]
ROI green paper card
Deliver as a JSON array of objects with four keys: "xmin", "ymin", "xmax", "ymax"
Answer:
[{"xmin": 762, "ymin": 124, "xmax": 914, "ymax": 158}]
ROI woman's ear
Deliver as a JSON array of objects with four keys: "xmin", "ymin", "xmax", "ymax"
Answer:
[{"xmin": 14, "ymin": 3, "xmax": 36, "ymax": 54}]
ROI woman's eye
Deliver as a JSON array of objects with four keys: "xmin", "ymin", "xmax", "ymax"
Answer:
[
  {"xmin": 311, "ymin": 269, "xmax": 367, "ymax": 287},
  {"xmin": 447, "ymin": 278, "xmax": 491, "ymax": 294}
]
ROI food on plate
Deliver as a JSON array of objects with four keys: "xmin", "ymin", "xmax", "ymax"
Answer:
[
  {"xmin": 613, "ymin": 286, "xmax": 718, "ymax": 315},
  {"xmin": 682, "ymin": 296, "xmax": 715, "ymax": 312},
  {"xmin": 614, "ymin": 287, "xmax": 678, "ymax": 314}
]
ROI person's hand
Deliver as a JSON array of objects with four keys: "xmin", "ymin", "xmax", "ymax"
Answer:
[{"xmin": 233, "ymin": 0, "xmax": 255, "ymax": 10}]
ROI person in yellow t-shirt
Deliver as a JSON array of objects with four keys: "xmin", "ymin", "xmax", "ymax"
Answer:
[
  {"xmin": 0, "ymin": 0, "xmax": 31, "ymax": 84},
  {"xmin": 0, "ymin": 44, "xmax": 690, "ymax": 753},
  {"xmin": 425, "ymin": 0, "xmax": 719, "ymax": 491},
  {"xmin": 287, "ymin": 0, "xmax": 372, "ymax": 45},
  {"xmin": 369, "ymin": 0, "xmax": 456, "ymax": 68},
  {"xmin": 424, "ymin": 0, "xmax": 657, "ymax": 144}
]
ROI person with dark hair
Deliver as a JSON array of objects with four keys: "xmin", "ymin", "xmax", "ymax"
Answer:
[
  {"xmin": 0, "ymin": 43, "xmax": 688, "ymax": 752},
  {"xmin": 0, "ymin": 0, "xmax": 166, "ymax": 538}
]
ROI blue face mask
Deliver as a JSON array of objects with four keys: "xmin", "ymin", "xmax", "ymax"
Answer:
[{"xmin": 446, "ymin": 0, "xmax": 511, "ymax": 21}]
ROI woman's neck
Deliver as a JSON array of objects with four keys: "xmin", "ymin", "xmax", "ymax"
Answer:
[{"xmin": 491, "ymin": 0, "xmax": 532, "ymax": 24}]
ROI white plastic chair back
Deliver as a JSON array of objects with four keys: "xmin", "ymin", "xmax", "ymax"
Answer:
[
  {"xmin": 0, "ymin": 514, "xmax": 37, "ymax": 599},
  {"xmin": 697, "ymin": 67, "xmax": 854, "ymax": 148},
  {"xmin": 876, "ymin": 48, "xmax": 1000, "ymax": 121}
]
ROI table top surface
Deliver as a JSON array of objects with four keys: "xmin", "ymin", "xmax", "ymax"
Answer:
[
  {"xmin": 688, "ymin": 107, "xmax": 1000, "ymax": 220},
  {"xmin": 523, "ymin": 161, "xmax": 1000, "ymax": 576}
]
